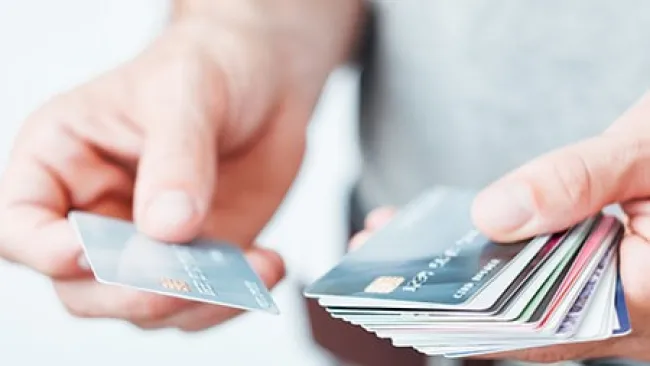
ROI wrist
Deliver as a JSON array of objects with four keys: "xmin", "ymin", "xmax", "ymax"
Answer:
[
  {"xmin": 171, "ymin": 0, "xmax": 366, "ymax": 74},
  {"xmin": 157, "ymin": 0, "xmax": 364, "ymax": 132}
]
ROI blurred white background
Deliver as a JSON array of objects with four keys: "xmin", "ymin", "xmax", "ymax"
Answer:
[{"xmin": 0, "ymin": 1, "xmax": 363, "ymax": 365}]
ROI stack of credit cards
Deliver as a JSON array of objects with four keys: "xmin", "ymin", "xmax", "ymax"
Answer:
[
  {"xmin": 304, "ymin": 187, "xmax": 630, "ymax": 358},
  {"xmin": 68, "ymin": 212, "xmax": 279, "ymax": 314}
]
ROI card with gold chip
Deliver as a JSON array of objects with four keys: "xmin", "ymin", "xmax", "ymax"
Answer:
[{"xmin": 304, "ymin": 188, "xmax": 549, "ymax": 310}]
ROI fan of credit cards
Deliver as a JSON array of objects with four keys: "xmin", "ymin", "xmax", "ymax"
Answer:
[{"xmin": 304, "ymin": 187, "xmax": 631, "ymax": 358}]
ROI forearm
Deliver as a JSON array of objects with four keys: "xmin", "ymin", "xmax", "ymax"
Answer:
[{"xmin": 172, "ymin": 0, "xmax": 366, "ymax": 68}]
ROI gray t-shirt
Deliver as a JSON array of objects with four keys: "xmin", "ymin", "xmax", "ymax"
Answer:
[{"xmin": 356, "ymin": 0, "xmax": 650, "ymax": 213}]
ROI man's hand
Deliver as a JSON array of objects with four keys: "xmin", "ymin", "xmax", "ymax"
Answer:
[
  {"xmin": 468, "ymin": 91, "xmax": 650, "ymax": 362},
  {"xmin": 0, "ymin": 0, "xmax": 363, "ymax": 331},
  {"xmin": 350, "ymin": 92, "xmax": 650, "ymax": 362}
]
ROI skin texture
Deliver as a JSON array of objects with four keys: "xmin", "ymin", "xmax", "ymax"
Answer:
[
  {"xmin": 351, "ymin": 92, "xmax": 650, "ymax": 363},
  {"xmin": 0, "ymin": 0, "xmax": 363, "ymax": 331}
]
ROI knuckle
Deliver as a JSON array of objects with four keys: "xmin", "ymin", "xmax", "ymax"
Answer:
[
  {"xmin": 22, "ymin": 96, "xmax": 67, "ymax": 130},
  {"xmin": 550, "ymin": 149, "xmax": 594, "ymax": 210},
  {"xmin": 615, "ymin": 136, "xmax": 650, "ymax": 181}
]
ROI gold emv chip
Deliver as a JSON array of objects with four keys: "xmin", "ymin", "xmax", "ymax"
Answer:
[{"xmin": 363, "ymin": 276, "xmax": 405, "ymax": 294}]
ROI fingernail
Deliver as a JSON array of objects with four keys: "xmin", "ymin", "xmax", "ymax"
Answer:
[
  {"xmin": 144, "ymin": 190, "xmax": 197, "ymax": 231},
  {"xmin": 77, "ymin": 254, "xmax": 91, "ymax": 271},
  {"xmin": 474, "ymin": 182, "xmax": 534, "ymax": 233},
  {"xmin": 349, "ymin": 231, "xmax": 371, "ymax": 252}
]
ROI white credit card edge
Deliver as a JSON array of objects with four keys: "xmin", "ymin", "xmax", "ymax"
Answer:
[
  {"xmin": 315, "ymin": 216, "xmax": 598, "ymax": 309},
  {"xmin": 405, "ymin": 254, "xmax": 616, "ymax": 351},
  {"xmin": 415, "ymin": 255, "xmax": 618, "ymax": 357},
  {"xmin": 335, "ymin": 235, "xmax": 586, "ymax": 326},
  {"xmin": 371, "ymin": 240, "xmax": 617, "ymax": 341}
]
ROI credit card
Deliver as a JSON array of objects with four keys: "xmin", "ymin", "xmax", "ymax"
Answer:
[
  {"xmin": 69, "ymin": 211, "xmax": 279, "ymax": 314},
  {"xmin": 306, "ymin": 188, "xmax": 549, "ymax": 310},
  {"xmin": 326, "ymin": 231, "xmax": 564, "ymax": 323},
  {"xmin": 613, "ymin": 267, "xmax": 631, "ymax": 336},
  {"xmin": 332, "ymin": 218, "xmax": 594, "ymax": 326},
  {"xmin": 366, "ymin": 216, "xmax": 617, "ymax": 337},
  {"xmin": 363, "ymin": 227, "xmax": 586, "ymax": 331},
  {"xmin": 530, "ymin": 216, "xmax": 619, "ymax": 332},
  {"xmin": 326, "ymin": 229, "xmax": 569, "ymax": 321}
]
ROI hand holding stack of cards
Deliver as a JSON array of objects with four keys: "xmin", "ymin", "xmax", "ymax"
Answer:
[{"xmin": 305, "ymin": 188, "xmax": 631, "ymax": 358}]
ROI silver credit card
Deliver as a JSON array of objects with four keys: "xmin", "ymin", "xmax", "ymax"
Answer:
[{"xmin": 69, "ymin": 211, "xmax": 279, "ymax": 314}]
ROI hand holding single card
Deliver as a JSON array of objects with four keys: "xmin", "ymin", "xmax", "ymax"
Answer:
[
  {"xmin": 0, "ymin": 0, "xmax": 346, "ymax": 331},
  {"xmin": 351, "ymin": 94, "xmax": 650, "ymax": 362}
]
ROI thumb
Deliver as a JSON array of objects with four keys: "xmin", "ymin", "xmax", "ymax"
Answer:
[
  {"xmin": 134, "ymin": 105, "xmax": 218, "ymax": 243},
  {"xmin": 472, "ymin": 102, "xmax": 650, "ymax": 242}
]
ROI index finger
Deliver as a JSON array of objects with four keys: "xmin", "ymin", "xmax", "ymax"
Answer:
[{"xmin": 0, "ymin": 150, "xmax": 84, "ymax": 279}]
